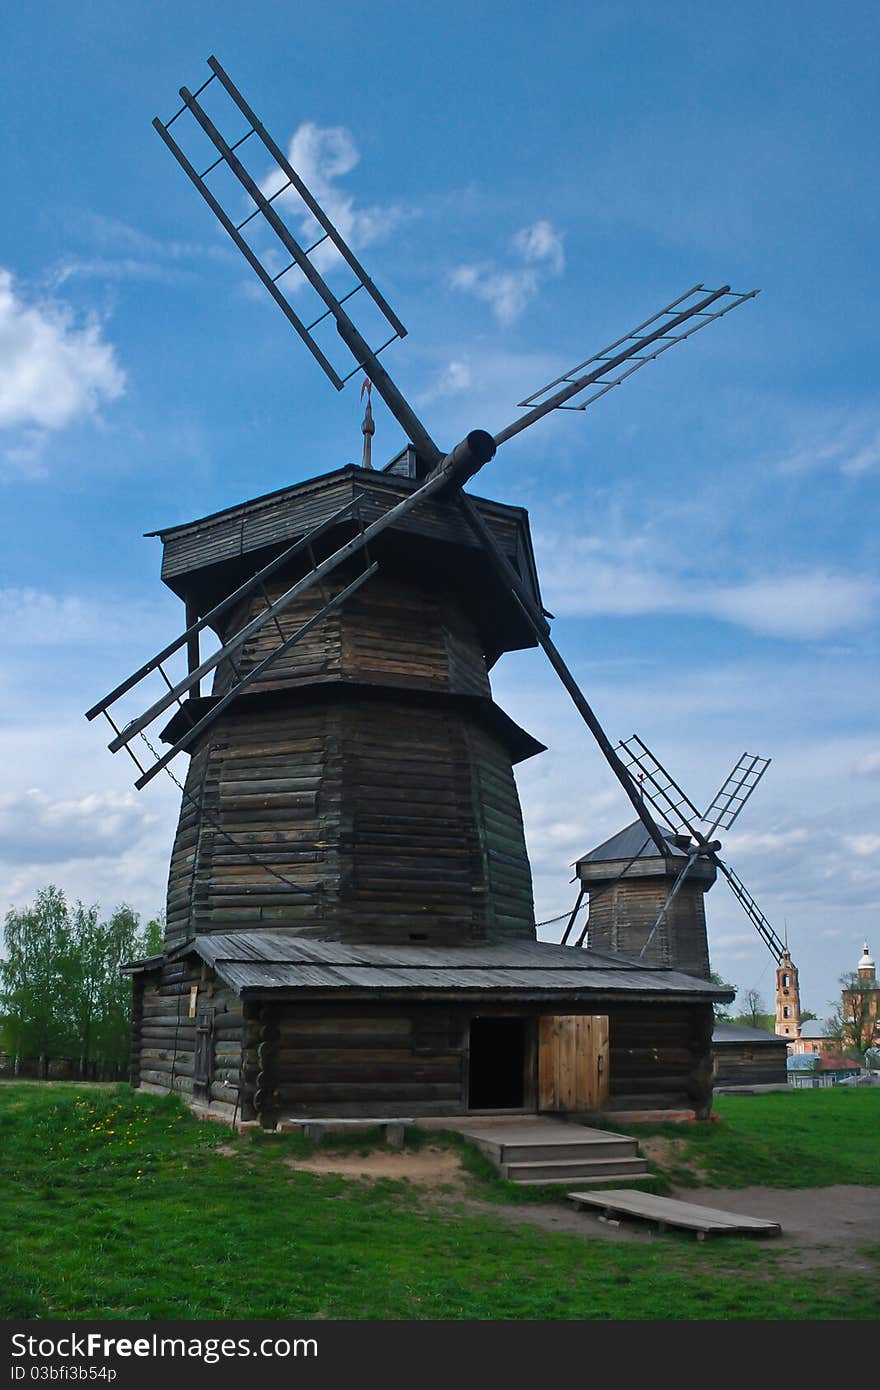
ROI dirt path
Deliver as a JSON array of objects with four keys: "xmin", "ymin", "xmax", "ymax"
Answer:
[{"xmin": 467, "ymin": 1185, "xmax": 880, "ymax": 1273}]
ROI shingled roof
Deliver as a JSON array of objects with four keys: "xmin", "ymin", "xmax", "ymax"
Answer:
[
  {"xmin": 125, "ymin": 931, "xmax": 733, "ymax": 1003},
  {"xmin": 577, "ymin": 820, "xmax": 689, "ymax": 865}
]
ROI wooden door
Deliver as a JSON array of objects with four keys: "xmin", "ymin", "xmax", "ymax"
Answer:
[{"xmin": 538, "ymin": 1015, "xmax": 609, "ymax": 1111}]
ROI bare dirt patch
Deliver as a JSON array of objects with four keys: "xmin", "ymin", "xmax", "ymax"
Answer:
[
  {"xmin": 677, "ymin": 1185, "xmax": 880, "ymax": 1273},
  {"xmin": 470, "ymin": 1185, "xmax": 880, "ymax": 1272},
  {"xmin": 285, "ymin": 1145, "xmax": 466, "ymax": 1190},
  {"xmin": 637, "ymin": 1135, "xmax": 709, "ymax": 1182}
]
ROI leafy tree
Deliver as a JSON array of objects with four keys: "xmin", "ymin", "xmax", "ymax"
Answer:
[
  {"xmin": 1, "ymin": 886, "xmax": 78, "ymax": 1076},
  {"xmin": 88, "ymin": 905, "xmax": 155, "ymax": 1078},
  {"xmin": 826, "ymin": 972, "xmax": 880, "ymax": 1063},
  {"xmin": 1, "ymin": 888, "xmax": 164, "ymax": 1079},
  {"xmin": 709, "ymin": 970, "xmax": 738, "ymax": 1021},
  {"xmin": 69, "ymin": 900, "xmax": 103, "ymax": 1077},
  {"xmin": 743, "ymin": 988, "xmax": 767, "ymax": 1028}
]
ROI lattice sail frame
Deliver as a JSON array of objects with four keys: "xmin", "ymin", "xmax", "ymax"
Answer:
[
  {"xmin": 154, "ymin": 56, "xmax": 406, "ymax": 393},
  {"xmin": 86, "ymin": 501, "xmax": 379, "ymax": 789}
]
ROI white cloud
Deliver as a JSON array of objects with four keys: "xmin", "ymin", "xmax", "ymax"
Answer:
[
  {"xmin": 707, "ymin": 573, "xmax": 877, "ymax": 639},
  {"xmin": 537, "ymin": 526, "xmax": 877, "ymax": 640},
  {"xmin": 449, "ymin": 264, "xmax": 540, "ymax": 327},
  {"xmin": 854, "ymin": 751, "xmax": 880, "ymax": 777},
  {"xmin": 416, "ymin": 359, "xmax": 472, "ymax": 405},
  {"xmin": 777, "ymin": 412, "xmax": 880, "ymax": 479},
  {"xmin": 723, "ymin": 828, "xmax": 811, "ymax": 855},
  {"xmin": 49, "ymin": 212, "xmax": 235, "ymax": 288},
  {"xmin": 0, "ymin": 788, "xmax": 159, "ymax": 867},
  {"xmin": 0, "ymin": 269, "xmax": 124, "ymax": 468},
  {"xmin": 843, "ymin": 834, "xmax": 880, "ymax": 858},
  {"xmin": 261, "ymin": 123, "xmax": 407, "ymax": 271},
  {"xmin": 0, "ymin": 588, "xmax": 171, "ymax": 649},
  {"xmin": 449, "ymin": 219, "xmax": 565, "ymax": 325},
  {"xmin": 513, "ymin": 219, "xmax": 565, "ymax": 275}
]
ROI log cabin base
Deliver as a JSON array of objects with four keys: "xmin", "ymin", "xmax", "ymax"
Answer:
[{"xmin": 125, "ymin": 932, "xmax": 728, "ymax": 1128}]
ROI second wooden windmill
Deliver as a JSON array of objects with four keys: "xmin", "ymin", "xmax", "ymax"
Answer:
[{"xmin": 89, "ymin": 56, "xmax": 758, "ymax": 1129}]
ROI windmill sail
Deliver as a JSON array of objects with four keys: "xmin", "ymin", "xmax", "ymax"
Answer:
[
  {"xmin": 495, "ymin": 284, "xmax": 758, "ymax": 446},
  {"xmin": 702, "ymin": 752, "xmax": 771, "ymax": 837},
  {"xmin": 616, "ymin": 734, "xmax": 704, "ymax": 839},
  {"xmin": 611, "ymin": 733, "xmax": 786, "ymax": 963},
  {"xmin": 154, "ymin": 56, "xmax": 439, "ymax": 463},
  {"xmin": 717, "ymin": 861, "xmax": 787, "ymax": 961}
]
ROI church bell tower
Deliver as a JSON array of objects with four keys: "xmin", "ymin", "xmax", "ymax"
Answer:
[{"xmin": 775, "ymin": 948, "xmax": 801, "ymax": 1039}]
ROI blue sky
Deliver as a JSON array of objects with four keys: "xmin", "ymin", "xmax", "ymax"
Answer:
[{"xmin": 1, "ymin": 1, "xmax": 877, "ymax": 1016}]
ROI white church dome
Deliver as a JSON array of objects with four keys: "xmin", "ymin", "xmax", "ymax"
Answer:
[{"xmin": 858, "ymin": 942, "xmax": 875, "ymax": 970}]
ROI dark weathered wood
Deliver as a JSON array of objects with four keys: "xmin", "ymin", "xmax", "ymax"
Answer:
[{"xmin": 582, "ymin": 862, "xmax": 713, "ymax": 981}]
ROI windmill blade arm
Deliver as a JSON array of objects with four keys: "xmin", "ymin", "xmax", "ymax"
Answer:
[
  {"xmin": 86, "ymin": 499, "xmax": 360, "ymax": 723},
  {"xmin": 616, "ymin": 733, "xmax": 704, "ymax": 840},
  {"xmin": 494, "ymin": 284, "xmax": 758, "ymax": 448},
  {"xmin": 702, "ymin": 752, "xmax": 771, "ymax": 838},
  {"xmin": 155, "ymin": 59, "xmax": 441, "ymax": 464},
  {"xmin": 455, "ymin": 492, "xmax": 550, "ymax": 637},
  {"xmin": 134, "ymin": 562, "xmax": 379, "ymax": 789},
  {"xmin": 206, "ymin": 57, "xmax": 406, "ymax": 340},
  {"xmin": 454, "ymin": 494, "xmax": 667, "ymax": 855},
  {"xmin": 638, "ymin": 851, "xmax": 700, "ymax": 959},
  {"xmin": 153, "ymin": 113, "xmax": 346, "ymax": 389},
  {"xmin": 717, "ymin": 860, "xmax": 786, "ymax": 961}
]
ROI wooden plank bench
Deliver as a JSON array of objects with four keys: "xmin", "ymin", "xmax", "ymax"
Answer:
[
  {"xmin": 568, "ymin": 1188, "xmax": 781, "ymax": 1240},
  {"xmin": 276, "ymin": 1118, "xmax": 414, "ymax": 1148}
]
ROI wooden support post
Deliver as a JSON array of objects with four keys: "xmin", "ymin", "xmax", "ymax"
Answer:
[{"xmin": 185, "ymin": 597, "xmax": 201, "ymax": 696}]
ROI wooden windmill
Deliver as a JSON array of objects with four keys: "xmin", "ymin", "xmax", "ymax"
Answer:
[
  {"xmin": 571, "ymin": 738, "xmax": 786, "ymax": 979},
  {"xmin": 87, "ymin": 57, "xmax": 758, "ymax": 1126}
]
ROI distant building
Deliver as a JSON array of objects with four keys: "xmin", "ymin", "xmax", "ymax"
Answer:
[
  {"xmin": 790, "ymin": 1020, "xmax": 835, "ymax": 1056},
  {"xmin": 787, "ymin": 1052, "xmax": 862, "ymax": 1088},
  {"xmin": 775, "ymin": 948, "xmax": 801, "ymax": 1039},
  {"xmin": 842, "ymin": 944, "xmax": 880, "ymax": 1052},
  {"xmin": 783, "ymin": 942, "xmax": 880, "ymax": 1060},
  {"xmin": 712, "ymin": 1022, "xmax": 788, "ymax": 1088}
]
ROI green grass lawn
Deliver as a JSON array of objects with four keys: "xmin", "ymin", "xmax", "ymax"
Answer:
[
  {"xmin": 0, "ymin": 1084, "xmax": 877, "ymax": 1321},
  {"xmin": 611, "ymin": 1089, "xmax": 880, "ymax": 1189}
]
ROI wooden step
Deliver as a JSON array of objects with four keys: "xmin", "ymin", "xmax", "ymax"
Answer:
[
  {"xmin": 511, "ymin": 1172, "xmax": 657, "ymax": 1189},
  {"xmin": 501, "ymin": 1156, "xmax": 650, "ymax": 1184},
  {"xmin": 496, "ymin": 1137, "xmax": 638, "ymax": 1164}
]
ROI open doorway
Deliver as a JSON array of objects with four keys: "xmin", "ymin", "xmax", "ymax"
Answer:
[{"xmin": 467, "ymin": 1016, "xmax": 528, "ymax": 1109}]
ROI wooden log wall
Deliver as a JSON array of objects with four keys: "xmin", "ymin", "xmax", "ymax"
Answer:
[
  {"xmin": 603, "ymin": 1001, "xmax": 715, "ymax": 1117},
  {"xmin": 467, "ymin": 726, "xmax": 535, "ymax": 941},
  {"xmin": 587, "ymin": 877, "xmax": 711, "ymax": 981},
  {"xmin": 135, "ymin": 959, "xmax": 244, "ymax": 1112},
  {"xmin": 162, "ymin": 692, "xmax": 536, "ymax": 950},
  {"xmin": 129, "ymin": 972, "xmax": 144, "ymax": 1088},
  {"xmin": 712, "ymin": 1043, "xmax": 788, "ymax": 1088},
  {"xmin": 242, "ymin": 997, "xmax": 715, "ymax": 1123},
  {"xmin": 343, "ymin": 701, "xmax": 534, "ymax": 943},
  {"xmin": 211, "ymin": 569, "xmax": 491, "ymax": 701},
  {"xmin": 253, "ymin": 1002, "xmax": 466, "ymax": 1122}
]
